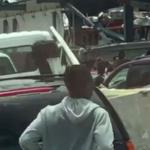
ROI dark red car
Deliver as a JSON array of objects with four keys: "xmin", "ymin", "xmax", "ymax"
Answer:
[{"xmin": 104, "ymin": 56, "xmax": 150, "ymax": 89}]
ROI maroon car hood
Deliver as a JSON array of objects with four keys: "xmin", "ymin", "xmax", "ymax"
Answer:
[{"xmin": 0, "ymin": 86, "xmax": 54, "ymax": 97}]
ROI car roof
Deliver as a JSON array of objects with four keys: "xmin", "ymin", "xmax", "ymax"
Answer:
[
  {"xmin": 104, "ymin": 56, "xmax": 150, "ymax": 85},
  {"xmin": 0, "ymin": 31, "xmax": 52, "ymax": 49},
  {"xmin": 116, "ymin": 56, "xmax": 150, "ymax": 69},
  {"xmin": 87, "ymin": 41, "xmax": 150, "ymax": 52}
]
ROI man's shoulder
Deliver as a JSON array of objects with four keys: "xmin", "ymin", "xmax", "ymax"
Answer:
[
  {"xmin": 41, "ymin": 103, "xmax": 63, "ymax": 114},
  {"xmin": 39, "ymin": 103, "xmax": 63, "ymax": 119},
  {"xmin": 93, "ymin": 107, "xmax": 109, "ymax": 120},
  {"xmin": 39, "ymin": 103, "xmax": 64, "ymax": 124}
]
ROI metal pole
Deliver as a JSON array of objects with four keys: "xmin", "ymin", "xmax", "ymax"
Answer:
[
  {"xmin": 72, "ymin": 10, "xmax": 75, "ymax": 47},
  {"xmin": 124, "ymin": 2, "xmax": 134, "ymax": 42},
  {"xmin": 66, "ymin": 3, "xmax": 124, "ymax": 42}
]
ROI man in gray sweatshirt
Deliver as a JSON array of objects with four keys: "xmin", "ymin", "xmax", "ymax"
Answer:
[{"xmin": 19, "ymin": 65, "xmax": 114, "ymax": 150}]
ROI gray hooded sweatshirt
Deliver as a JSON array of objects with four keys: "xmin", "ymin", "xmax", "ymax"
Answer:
[{"xmin": 19, "ymin": 96, "xmax": 114, "ymax": 150}]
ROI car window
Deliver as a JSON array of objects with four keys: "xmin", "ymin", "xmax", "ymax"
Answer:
[
  {"xmin": 108, "ymin": 68, "xmax": 129, "ymax": 89},
  {"xmin": 127, "ymin": 64, "xmax": 150, "ymax": 88},
  {"xmin": 1, "ymin": 47, "xmax": 37, "ymax": 73},
  {"xmin": 0, "ymin": 45, "xmax": 70, "ymax": 76},
  {"xmin": 0, "ymin": 57, "xmax": 16, "ymax": 75}
]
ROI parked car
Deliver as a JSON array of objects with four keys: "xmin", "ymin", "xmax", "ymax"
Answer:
[
  {"xmin": 104, "ymin": 56, "xmax": 150, "ymax": 89},
  {"xmin": 0, "ymin": 27, "xmax": 134, "ymax": 150},
  {"xmin": 79, "ymin": 40, "xmax": 150, "ymax": 66},
  {"xmin": 99, "ymin": 56, "xmax": 150, "ymax": 149},
  {"xmin": 0, "ymin": 28, "xmax": 79, "ymax": 79}
]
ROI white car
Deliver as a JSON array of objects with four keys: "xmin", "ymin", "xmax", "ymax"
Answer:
[{"xmin": 99, "ymin": 57, "xmax": 150, "ymax": 150}]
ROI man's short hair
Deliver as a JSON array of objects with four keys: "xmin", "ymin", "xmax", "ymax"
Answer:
[{"xmin": 64, "ymin": 65, "xmax": 94, "ymax": 98}]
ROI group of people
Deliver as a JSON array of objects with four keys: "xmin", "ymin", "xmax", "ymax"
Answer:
[{"xmin": 93, "ymin": 50, "xmax": 129, "ymax": 87}]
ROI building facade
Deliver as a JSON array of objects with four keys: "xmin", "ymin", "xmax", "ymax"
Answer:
[{"xmin": 0, "ymin": 0, "xmax": 65, "ymax": 36}]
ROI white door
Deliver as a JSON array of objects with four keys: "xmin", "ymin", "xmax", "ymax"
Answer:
[{"xmin": 108, "ymin": 87, "xmax": 150, "ymax": 150}]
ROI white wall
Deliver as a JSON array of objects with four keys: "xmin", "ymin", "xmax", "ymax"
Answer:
[{"xmin": 0, "ymin": 1, "xmax": 64, "ymax": 36}]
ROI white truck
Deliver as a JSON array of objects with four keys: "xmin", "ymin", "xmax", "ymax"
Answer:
[{"xmin": 0, "ymin": 26, "xmax": 79, "ymax": 80}]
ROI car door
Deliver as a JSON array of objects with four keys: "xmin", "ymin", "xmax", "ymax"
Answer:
[
  {"xmin": 103, "ymin": 63, "xmax": 150, "ymax": 149},
  {"xmin": 108, "ymin": 86, "xmax": 150, "ymax": 150}
]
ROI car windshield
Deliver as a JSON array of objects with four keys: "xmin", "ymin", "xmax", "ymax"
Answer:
[
  {"xmin": 0, "ymin": 46, "xmax": 37, "ymax": 73},
  {"xmin": 0, "ymin": 45, "xmax": 69, "ymax": 78}
]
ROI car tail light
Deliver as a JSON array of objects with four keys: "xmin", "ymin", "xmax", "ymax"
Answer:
[{"xmin": 126, "ymin": 140, "xmax": 135, "ymax": 150}]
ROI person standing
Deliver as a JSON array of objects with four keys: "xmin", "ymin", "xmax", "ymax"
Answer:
[
  {"xmin": 94, "ymin": 57, "xmax": 113, "ymax": 86},
  {"xmin": 115, "ymin": 50, "xmax": 129, "ymax": 67},
  {"xmin": 19, "ymin": 65, "xmax": 114, "ymax": 150},
  {"xmin": 94, "ymin": 59, "xmax": 106, "ymax": 86}
]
